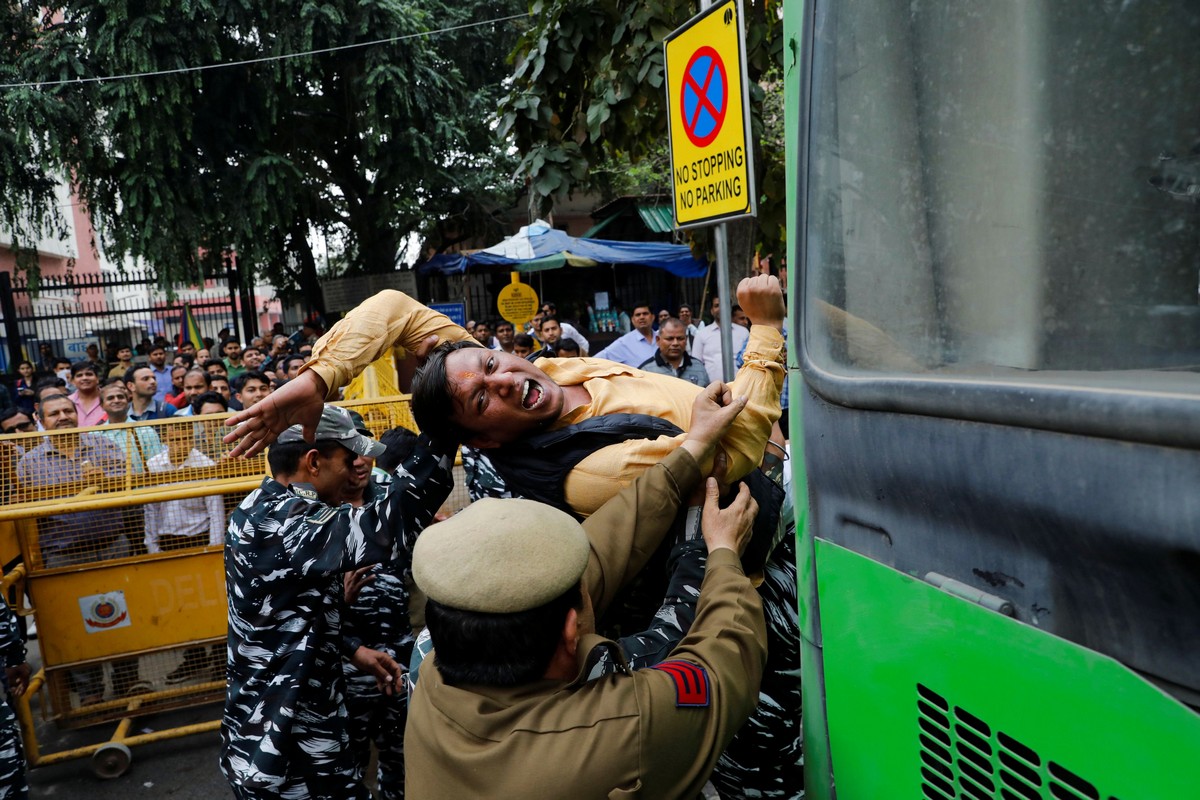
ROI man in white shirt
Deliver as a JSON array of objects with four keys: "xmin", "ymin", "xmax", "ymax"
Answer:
[
  {"xmin": 539, "ymin": 303, "xmax": 590, "ymax": 354},
  {"xmin": 492, "ymin": 321, "xmax": 517, "ymax": 354},
  {"xmin": 144, "ymin": 421, "xmax": 226, "ymax": 685},
  {"xmin": 594, "ymin": 303, "xmax": 657, "ymax": 367},
  {"xmin": 691, "ymin": 295, "xmax": 750, "ymax": 382},
  {"xmin": 678, "ymin": 303, "xmax": 699, "ymax": 348},
  {"xmin": 143, "ymin": 423, "xmax": 225, "ymax": 554}
]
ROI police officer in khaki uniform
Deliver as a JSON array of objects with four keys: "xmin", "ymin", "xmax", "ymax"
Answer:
[{"xmin": 407, "ymin": 384, "xmax": 767, "ymax": 799}]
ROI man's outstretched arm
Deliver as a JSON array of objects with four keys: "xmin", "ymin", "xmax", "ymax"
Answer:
[
  {"xmin": 224, "ymin": 291, "xmax": 470, "ymax": 457},
  {"xmin": 302, "ymin": 291, "xmax": 472, "ymax": 398}
]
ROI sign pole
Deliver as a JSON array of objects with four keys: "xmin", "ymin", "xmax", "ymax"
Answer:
[
  {"xmin": 713, "ymin": 223, "xmax": 735, "ymax": 381},
  {"xmin": 496, "ymin": 271, "xmax": 540, "ymax": 333}
]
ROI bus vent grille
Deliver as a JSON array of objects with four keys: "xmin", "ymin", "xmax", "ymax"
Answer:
[{"xmin": 916, "ymin": 684, "xmax": 1120, "ymax": 800}]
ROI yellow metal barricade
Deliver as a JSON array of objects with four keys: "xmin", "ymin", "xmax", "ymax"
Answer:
[
  {"xmin": 0, "ymin": 394, "xmax": 467, "ymax": 778},
  {"xmin": 343, "ymin": 352, "xmax": 402, "ymax": 400}
]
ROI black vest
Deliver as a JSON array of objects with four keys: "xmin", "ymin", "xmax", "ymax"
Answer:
[
  {"xmin": 483, "ymin": 413, "xmax": 683, "ymax": 514},
  {"xmin": 481, "ymin": 412, "xmax": 785, "ymax": 574}
]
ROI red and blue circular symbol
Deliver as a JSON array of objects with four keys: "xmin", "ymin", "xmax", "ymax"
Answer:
[{"xmin": 681, "ymin": 46, "xmax": 728, "ymax": 148}]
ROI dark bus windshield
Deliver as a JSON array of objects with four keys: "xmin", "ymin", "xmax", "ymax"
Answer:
[{"xmin": 803, "ymin": 0, "xmax": 1200, "ymax": 441}]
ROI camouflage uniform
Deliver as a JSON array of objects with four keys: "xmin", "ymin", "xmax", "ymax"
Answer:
[
  {"xmin": 221, "ymin": 446, "xmax": 453, "ymax": 800},
  {"xmin": 341, "ymin": 471, "xmax": 410, "ymax": 800},
  {"xmin": 464, "ymin": 450, "xmax": 804, "ymax": 799},
  {"xmin": 461, "ymin": 446, "xmax": 515, "ymax": 502},
  {"xmin": 712, "ymin": 530, "xmax": 802, "ymax": 800},
  {"xmin": 0, "ymin": 600, "xmax": 27, "ymax": 800},
  {"xmin": 584, "ymin": 539, "xmax": 707, "ymax": 679}
]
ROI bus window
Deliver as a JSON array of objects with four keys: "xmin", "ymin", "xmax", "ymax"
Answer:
[{"xmin": 804, "ymin": 0, "xmax": 1200, "ymax": 396}]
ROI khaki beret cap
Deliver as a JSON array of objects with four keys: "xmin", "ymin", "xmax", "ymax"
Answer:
[{"xmin": 413, "ymin": 498, "xmax": 590, "ymax": 613}]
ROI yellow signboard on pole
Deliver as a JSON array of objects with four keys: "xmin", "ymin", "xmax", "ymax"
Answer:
[
  {"xmin": 497, "ymin": 272, "xmax": 540, "ymax": 327},
  {"xmin": 664, "ymin": 0, "xmax": 756, "ymax": 229}
]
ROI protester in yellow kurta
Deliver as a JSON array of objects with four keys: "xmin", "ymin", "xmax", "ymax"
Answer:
[{"xmin": 225, "ymin": 276, "xmax": 784, "ymax": 519}]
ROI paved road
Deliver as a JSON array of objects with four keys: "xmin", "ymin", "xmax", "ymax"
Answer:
[{"xmin": 23, "ymin": 639, "xmax": 229, "ymax": 798}]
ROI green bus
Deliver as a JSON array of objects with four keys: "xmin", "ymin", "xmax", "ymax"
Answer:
[{"xmin": 783, "ymin": 1, "xmax": 1200, "ymax": 798}]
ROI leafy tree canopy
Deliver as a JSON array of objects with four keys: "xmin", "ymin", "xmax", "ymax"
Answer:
[
  {"xmin": 0, "ymin": 0, "xmax": 526, "ymax": 308},
  {"xmin": 499, "ymin": 0, "xmax": 785, "ymax": 265}
]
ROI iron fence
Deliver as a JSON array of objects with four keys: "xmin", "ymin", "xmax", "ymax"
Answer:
[{"xmin": 0, "ymin": 271, "xmax": 240, "ymax": 374}]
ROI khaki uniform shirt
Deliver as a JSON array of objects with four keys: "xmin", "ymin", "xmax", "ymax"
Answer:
[
  {"xmin": 405, "ymin": 448, "xmax": 768, "ymax": 798},
  {"xmin": 303, "ymin": 290, "xmax": 783, "ymax": 517}
]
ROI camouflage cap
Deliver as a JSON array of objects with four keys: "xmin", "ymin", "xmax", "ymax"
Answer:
[
  {"xmin": 413, "ymin": 498, "xmax": 590, "ymax": 613},
  {"xmin": 277, "ymin": 404, "xmax": 385, "ymax": 458},
  {"xmin": 346, "ymin": 409, "xmax": 372, "ymax": 436}
]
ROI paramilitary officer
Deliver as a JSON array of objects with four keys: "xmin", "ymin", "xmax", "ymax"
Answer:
[
  {"xmin": 406, "ymin": 386, "xmax": 767, "ymax": 798},
  {"xmin": 0, "ymin": 597, "xmax": 30, "ymax": 799},
  {"xmin": 340, "ymin": 423, "xmax": 422, "ymax": 800},
  {"xmin": 221, "ymin": 405, "xmax": 453, "ymax": 799}
]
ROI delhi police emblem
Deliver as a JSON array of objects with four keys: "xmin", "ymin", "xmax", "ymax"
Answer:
[{"xmin": 79, "ymin": 591, "xmax": 132, "ymax": 633}]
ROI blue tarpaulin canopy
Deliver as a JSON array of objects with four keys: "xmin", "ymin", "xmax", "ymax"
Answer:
[{"xmin": 418, "ymin": 220, "xmax": 708, "ymax": 278}]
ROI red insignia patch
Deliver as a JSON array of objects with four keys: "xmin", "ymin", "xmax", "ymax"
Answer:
[{"xmin": 652, "ymin": 660, "xmax": 710, "ymax": 707}]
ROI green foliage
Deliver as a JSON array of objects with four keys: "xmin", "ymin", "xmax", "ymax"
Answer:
[
  {"xmin": 0, "ymin": 7, "xmax": 80, "ymax": 280},
  {"xmin": 0, "ymin": 0, "xmax": 525, "ymax": 306},
  {"xmin": 500, "ymin": 0, "xmax": 785, "ymax": 262}
]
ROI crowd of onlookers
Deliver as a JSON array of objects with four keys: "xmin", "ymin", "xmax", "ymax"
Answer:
[
  {"xmin": 0, "ymin": 322, "xmax": 330, "ymax": 713},
  {"xmin": 0, "ymin": 322, "xmax": 323, "ymax": 434},
  {"xmin": 0, "ymin": 294, "xmax": 769, "ymax": 654}
]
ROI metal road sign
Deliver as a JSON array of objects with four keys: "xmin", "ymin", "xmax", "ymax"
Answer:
[
  {"xmin": 429, "ymin": 302, "xmax": 466, "ymax": 327},
  {"xmin": 664, "ymin": 0, "xmax": 756, "ymax": 229}
]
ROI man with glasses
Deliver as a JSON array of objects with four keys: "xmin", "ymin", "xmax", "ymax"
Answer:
[
  {"xmin": 0, "ymin": 409, "xmax": 36, "ymax": 504},
  {"xmin": 0, "ymin": 409, "xmax": 35, "ymax": 436}
]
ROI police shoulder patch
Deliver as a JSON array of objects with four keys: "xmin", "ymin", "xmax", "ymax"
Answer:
[
  {"xmin": 291, "ymin": 483, "xmax": 319, "ymax": 500},
  {"xmin": 651, "ymin": 660, "xmax": 710, "ymax": 708},
  {"xmin": 305, "ymin": 506, "xmax": 338, "ymax": 525}
]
